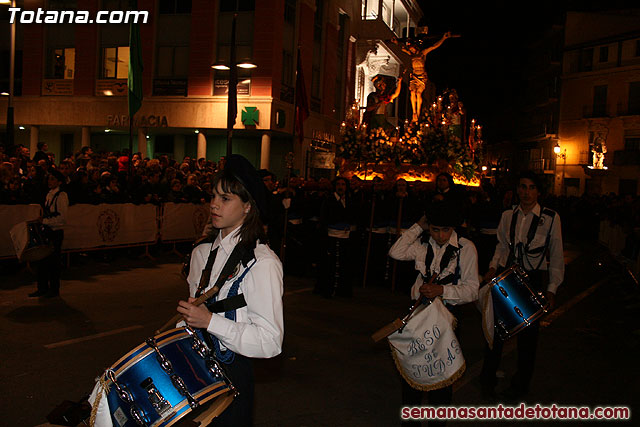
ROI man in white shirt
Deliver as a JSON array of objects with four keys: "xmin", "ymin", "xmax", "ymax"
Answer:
[
  {"xmin": 30, "ymin": 169, "xmax": 68, "ymax": 298},
  {"xmin": 480, "ymin": 170, "xmax": 564, "ymax": 401}
]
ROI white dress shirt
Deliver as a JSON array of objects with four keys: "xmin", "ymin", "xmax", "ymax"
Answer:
[
  {"xmin": 488, "ymin": 203, "xmax": 564, "ymax": 294},
  {"xmin": 186, "ymin": 226, "xmax": 284, "ymax": 358},
  {"xmin": 42, "ymin": 186, "xmax": 68, "ymax": 231},
  {"xmin": 389, "ymin": 223, "xmax": 479, "ymax": 304}
]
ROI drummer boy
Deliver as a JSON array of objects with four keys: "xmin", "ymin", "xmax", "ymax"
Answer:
[
  {"xmin": 480, "ymin": 170, "xmax": 564, "ymax": 401},
  {"xmin": 389, "ymin": 200, "xmax": 479, "ymax": 424}
]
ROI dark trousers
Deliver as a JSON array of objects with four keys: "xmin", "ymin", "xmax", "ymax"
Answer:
[
  {"xmin": 401, "ymin": 383, "xmax": 452, "ymax": 426},
  {"xmin": 282, "ymin": 223, "xmax": 306, "ymax": 276},
  {"xmin": 35, "ymin": 229, "xmax": 63, "ymax": 294},
  {"xmin": 474, "ymin": 233, "xmax": 497, "ymax": 276},
  {"xmin": 480, "ymin": 270, "xmax": 544, "ymax": 393},
  {"xmin": 316, "ymin": 235, "xmax": 353, "ymax": 297},
  {"xmin": 209, "ymin": 354, "xmax": 254, "ymax": 427},
  {"xmin": 368, "ymin": 232, "xmax": 393, "ymax": 287}
]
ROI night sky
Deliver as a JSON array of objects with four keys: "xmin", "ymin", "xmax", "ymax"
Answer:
[{"xmin": 415, "ymin": 0, "xmax": 639, "ymax": 143}]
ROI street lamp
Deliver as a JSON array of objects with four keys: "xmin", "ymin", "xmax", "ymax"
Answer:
[{"xmin": 1, "ymin": 0, "xmax": 16, "ymax": 152}]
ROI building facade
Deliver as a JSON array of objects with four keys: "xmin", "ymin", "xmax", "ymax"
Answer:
[
  {"xmin": 1, "ymin": 0, "xmax": 423, "ymax": 179},
  {"xmin": 558, "ymin": 10, "xmax": 640, "ymax": 196}
]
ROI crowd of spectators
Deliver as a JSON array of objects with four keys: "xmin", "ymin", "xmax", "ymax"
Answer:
[
  {"xmin": 0, "ymin": 143, "xmax": 217, "ymax": 206},
  {"xmin": 1, "ymin": 142, "xmax": 638, "ymax": 265}
]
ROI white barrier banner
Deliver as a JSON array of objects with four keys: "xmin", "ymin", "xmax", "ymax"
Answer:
[
  {"xmin": 63, "ymin": 204, "xmax": 158, "ymax": 250},
  {"xmin": 161, "ymin": 202, "xmax": 209, "ymax": 242},
  {"xmin": 0, "ymin": 204, "xmax": 42, "ymax": 257}
]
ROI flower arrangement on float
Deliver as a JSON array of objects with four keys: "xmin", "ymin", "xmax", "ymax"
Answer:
[{"xmin": 338, "ymin": 89, "xmax": 483, "ymax": 184}]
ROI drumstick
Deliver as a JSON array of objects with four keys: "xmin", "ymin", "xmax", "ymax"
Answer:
[
  {"xmin": 371, "ymin": 272, "xmax": 438, "ymax": 342},
  {"xmin": 156, "ymin": 285, "xmax": 221, "ymax": 334}
]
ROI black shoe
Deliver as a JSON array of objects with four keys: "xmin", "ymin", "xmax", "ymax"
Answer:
[
  {"xmin": 43, "ymin": 291, "xmax": 60, "ymax": 298},
  {"xmin": 29, "ymin": 290, "xmax": 47, "ymax": 298}
]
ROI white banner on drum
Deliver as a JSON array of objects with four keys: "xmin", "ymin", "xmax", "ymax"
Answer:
[
  {"xmin": 0, "ymin": 204, "xmax": 42, "ymax": 258},
  {"xmin": 388, "ymin": 298, "xmax": 465, "ymax": 391},
  {"xmin": 62, "ymin": 204, "xmax": 158, "ymax": 250},
  {"xmin": 161, "ymin": 203, "xmax": 209, "ymax": 242}
]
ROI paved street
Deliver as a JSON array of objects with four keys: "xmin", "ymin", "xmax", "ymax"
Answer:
[{"xmin": 0, "ymin": 239, "xmax": 638, "ymax": 426}]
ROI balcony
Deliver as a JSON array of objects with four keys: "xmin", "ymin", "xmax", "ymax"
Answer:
[
  {"xmin": 613, "ymin": 150, "xmax": 640, "ymax": 166},
  {"xmin": 360, "ymin": 0, "xmax": 417, "ymax": 40},
  {"xmin": 531, "ymin": 158, "xmax": 555, "ymax": 174},
  {"xmin": 616, "ymin": 102, "xmax": 640, "ymax": 117},
  {"xmin": 582, "ymin": 105, "xmax": 609, "ymax": 119}
]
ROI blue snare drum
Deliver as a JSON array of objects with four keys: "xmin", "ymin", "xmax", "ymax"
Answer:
[
  {"xmin": 489, "ymin": 265, "xmax": 549, "ymax": 340},
  {"xmin": 104, "ymin": 327, "xmax": 235, "ymax": 427}
]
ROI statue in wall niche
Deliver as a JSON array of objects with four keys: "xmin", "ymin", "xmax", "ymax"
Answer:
[{"xmin": 592, "ymin": 133, "xmax": 607, "ymax": 169}]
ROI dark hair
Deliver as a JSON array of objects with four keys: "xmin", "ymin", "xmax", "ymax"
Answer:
[
  {"xmin": 332, "ymin": 176, "xmax": 350, "ymax": 191},
  {"xmin": 37, "ymin": 142, "xmax": 46, "ymax": 150},
  {"xmin": 211, "ymin": 169, "xmax": 266, "ymax": 248},
  {"xmin": 436, "ymin": 172, "xmax": 454, "ymax": 188},
  {"xmin": 518, "ymin": 170, "xmax": 543, "ymax": 192}
]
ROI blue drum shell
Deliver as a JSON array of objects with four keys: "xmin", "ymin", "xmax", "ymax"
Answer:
[
  {"xmin": 105, "ymin": 328, "xmax": 231, "ymax": 427},
  {"xmin": 490, "ymin": 267, "xmax": 548, "ymax": 338}
]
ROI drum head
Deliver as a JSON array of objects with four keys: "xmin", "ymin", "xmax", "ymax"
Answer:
[{"xmin": 21, "ymin": 245, "xmax": 54, "ymax": 262}]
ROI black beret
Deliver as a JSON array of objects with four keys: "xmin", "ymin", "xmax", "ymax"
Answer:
[
  {"xmin": 225, "ymin": 154, "xmax": 269, "ymax": 223},
  {"xmin": 427, "ymin": 200, "xmax": 462, "ymax": 227}
]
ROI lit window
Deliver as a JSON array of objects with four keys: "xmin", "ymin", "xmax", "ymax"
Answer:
[
  {"xmin": 48, "ymin": 48, "xmax": 75, "ymax": 79},
  {"xmin": 102, "ymin": 46, "xmax": 130, "ymax": 79}
]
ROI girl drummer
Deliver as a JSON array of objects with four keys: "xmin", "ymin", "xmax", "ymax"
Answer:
[{"xmin": 177, "ymin": 154, "xmax": 284, "ymax": 426}]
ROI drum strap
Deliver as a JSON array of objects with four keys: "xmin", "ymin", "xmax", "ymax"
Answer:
[
  {"xmin": 424, "ymin": 243, "xmax": 460, "ymax": 285},
  {"xmin": 507, "ymin": 207, "xmax": 541, "ymax": 267},
  {"xmin": 208, "ymin": 259, "xmax": 257, "ymax": 364},
  {"xmin": 204, "ymin": 294, "xmax": 247, "ymax": 313},
  {"xmin": 195, "ymin": 242, "xmax": 255, "ymax": 364},
  {"xmin": 43, "ymin": 190, "xmax": 62, "ymax": 219}
]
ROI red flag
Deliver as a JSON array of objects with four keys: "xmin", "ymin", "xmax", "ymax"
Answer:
[
  {"xmin": 294, "ymin": 51, "xmax": 309, "ymax": 144},
  {"xmin": 227, "ymin": 14, "xmax": 238, "ymax": 130}
]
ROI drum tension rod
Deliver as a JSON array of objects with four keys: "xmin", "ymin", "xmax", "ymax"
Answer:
[
  {"xmin": 106, "ymin": 369, "xmax": 149, "ymax": 426},
  {"xmin": 145, "ymin": 337, "xmax": 200, "ymax": 409}
]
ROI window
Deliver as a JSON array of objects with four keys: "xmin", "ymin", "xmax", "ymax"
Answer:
[
  {"xmin": 629, "ymin": 82, "xmax": 640, "ymax": 115},
  {"xmin": 334, "ymin": 12, "xmax": 348, "ymax": 119},
  {"xmin": 361, "ymin": 0, "xmax": 379, "ymax": 20},
  {"xmin": 599, "ymin": 46, "xmax": 608, "ymax": 63},
  {"xmin": 159, "ymin": 0, "xmax": 191, "ymax": 14},
  {"xmin": 284, "ymin": 0, "xmax": 296, "ymax": 24},
  {"xmin": 282, "ymin": 50, "xmax": 293, "ymax": 87},
  {"xmin": 48, "ymin": 47, "xmax": 75, "ymax": 79},
  {"xmin": 281, "ymin": 0, "xmax": 296, "ymax": 102},
  {"xmin": 220, "ymin": 0, "xmax": 255, "ymax": 12},
  {"xmin": 593, "ymin": 85, "xmax": 607, "ymax": 116},
  {"xmin": 49, "ymin": 0, "xmax": 77, "ymax": 9},
  {"xmin": 625, "ymin": 137, "xmax": 640, "ymax": 151},
  {"xmin": 310, "ymin": 0, "xmax": 324, "ymax": 111},
  {"xmin": 156, "ymin": 46, "xmax": 189, "ymax": 78},
  {"xmin": 102, "ymin": 46, "xmax": 129, "ymax": 79},
  {"xmin": 582, "ymin": 48, "xmax": 593, "ymax": 72},
  {"xmin": 215, "ymin": 3, "xmax": 255, "ymax": 95}
]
